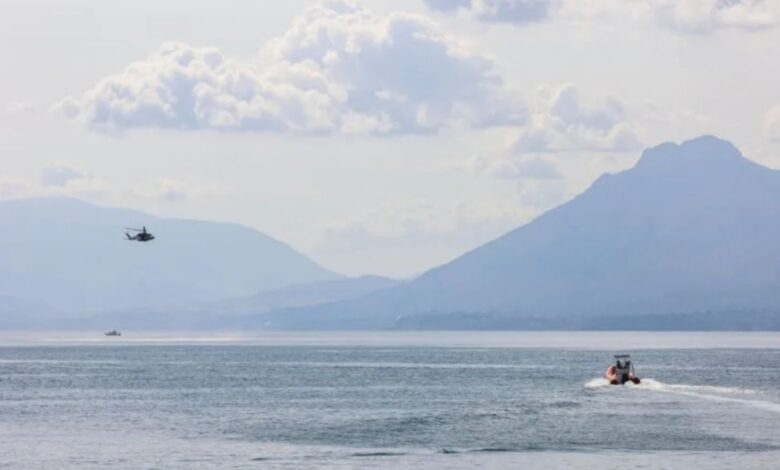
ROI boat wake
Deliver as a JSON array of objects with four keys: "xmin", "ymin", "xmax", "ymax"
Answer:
[
  {"xmin": 584, "ymin": 378, "xmax": 612, "ymax": 389},
  {"xmin": 584, "ymin": 378, "xmax": 780, "ymax": 413},
  {"xmin": 638, "ymin": 379, "xmax": 754, "ymax": 395}
]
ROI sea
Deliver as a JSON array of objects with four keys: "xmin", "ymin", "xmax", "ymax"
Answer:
[{"xmin": 1, "ymin": 331, "xmax": 779, "ymax": 469}]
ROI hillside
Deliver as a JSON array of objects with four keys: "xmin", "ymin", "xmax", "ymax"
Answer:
[
  {"xmin": 0, "ymin": 197, "xmax": 340, "ymax": 315},
  {"xmin": 265, "ymin": 136, "xmax": 780, "ymax": 329},
  {"xmin": 209, "ymin": 275, "xmax": 402, "ymax": 314}
]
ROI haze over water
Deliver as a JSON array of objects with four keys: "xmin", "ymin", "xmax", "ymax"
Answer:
[{"xmin": 1, "ymin": 332, "xmax": 779, "ymax": 469}]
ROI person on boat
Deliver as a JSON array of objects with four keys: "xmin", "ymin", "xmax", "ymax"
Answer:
[
  {"xmin": 615, "ymin": 360, "xmax": 630, "ymax": 383},
  {"xmin": 605, "ymin": 355, "xmax": 641, "ymax": 385}
]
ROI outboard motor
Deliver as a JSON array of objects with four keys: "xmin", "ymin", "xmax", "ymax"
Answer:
[{"xmin": 616, "ymin": 360, "xmax": 631, "ymax": 384}]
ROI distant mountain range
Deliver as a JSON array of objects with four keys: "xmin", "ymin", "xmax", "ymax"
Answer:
[
  {"xmin": 0, "ymin": 295, "xmax": 56, "ymax": 329},
  {"xmin": 206, "ymin": 275, "xmax": 402, "ymax": 315},
  {"xmin": 58, "ymin": 275, "xmax": 403, "ymax": 331},
  {"xmin": 3, "ymin": 135, "xmax": 779, "ymax": 331},
  {"xmin": 262, "ymin": 136, "xmax": 780, "ymax": 330},
  {"xmin": 0, "ymin": 197, "xmax": 341, "ymax": 315}
]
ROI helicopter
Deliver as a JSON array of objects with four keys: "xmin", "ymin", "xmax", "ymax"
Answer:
[{"xmin": 125, "ymin": 226, "xmax": 155, "ymax": 242}]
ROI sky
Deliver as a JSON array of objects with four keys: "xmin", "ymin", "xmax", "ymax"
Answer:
[{"xmin": 1, "ymin": 0, "xmax": 779, "ymax": 278}]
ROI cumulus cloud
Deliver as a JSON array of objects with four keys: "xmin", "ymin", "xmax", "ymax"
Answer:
[
  {"xmin": 447, "ymin": 84, "xmax": 642, "ymax": 185},
  {"xmin": 515, "ymin": 177, "xmax": 569, "ymax": 211},
  {"xmin": 57, "ymin": 2, "xmax": 525, "ymax": 135},
  {"xmin": 4, "ymin": 102, "xmax": 37, "ymax": 115},
  {"xmin": 461, "ymin": 153, "xmax": 562, "ymax": 179},
  {"xmin": 125, "ymin": 178, "xmax": 226, "ymax": 205},
  {"xmin": 0, "ymin": 171, "xmax": 108, "ymax": 201},
  {"xmin": 765, "ymin": 104, "xmax": 780, "ymax": 142},
  {"xmin": 3, "ymin": 171, "xmax": 224, "ymax": 206},
  {"xmin": 151, "ymin": 179, "xmax": 188, "ymax": 202},
  {"xmin": 447, "ymin": 151, "xmax": 573, "ymax": 218},
  {"xmin": 512, "ymin": 84, "xmax": 642, "ymax": 153},
  {"xmin": 323, "ymin": 198, "xmax": 531, "ymax": 248},
  {"xmin": 39, "ymin": 166, "xmax": 86, "ymax": 187},
  {"xmin": 313, "ymin": 197, "xmax": 532, "ymax": 275},
  {"xmin": 424, "ymin": 0, "xmax": 778, "ymax": 33},
  {"xmin": 0, "ymin": 179, "xmax": 28, "ymax": 199},
  {"xmin": 424, "ymin": 0, "xmax": 560, "ymax": 25},
  {"xmin": 648, "ymin": 0, "xmax": 778, "ymax": 34}
]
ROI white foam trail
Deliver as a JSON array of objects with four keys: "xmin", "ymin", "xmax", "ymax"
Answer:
[
  {"xmin": 585, "ymin": 377, "xmax": 758, "ymax": 395},
  {"xmin": 638, "ymin": 379, "xmax": 755, "ymax": 395},
  {"xmin": 633, "ymin": 379, "xmax": 780, "ymax": 413},
  {"xmin": 584, "ymin": 378, "xmax": 611, "ymax": 389},
  {"xmin": 583, "ymin": 377, "xmax": 780, "ymax": 413}
]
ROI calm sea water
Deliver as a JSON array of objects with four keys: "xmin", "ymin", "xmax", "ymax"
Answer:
[{"xmin": 1, "ymin": 332, "xmax": 779, "ymax": 469}]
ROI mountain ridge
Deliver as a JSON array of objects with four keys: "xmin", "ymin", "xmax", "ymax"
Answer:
[
  {"xmin": 0, "ymin": 197, "xmax": 342, "ymax": 315},
  {"xmin": 262, "ymin": 135, "xmax": 780, "ymax": 329}
]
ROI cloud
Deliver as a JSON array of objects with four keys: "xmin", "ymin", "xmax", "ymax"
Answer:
[
  {"xmin": 313, "ymin": 197, "xmax": 532, "ymax": 276},
  {"xmin": 423, "ymin": 0, "xmax": 778, "ymax": 33},
  {"xmin": 507, "ymin": 155, "xmax": 562, "ymax": 179},
  {"xmin": 3, "ymin": 171, "xmax": 222, "ymax": 206},
  {"xmin": 0, "ymin": 171, "xmax": 108, "ymax": 201},
  {"xmin": 512, "ymin": 84, "xmax": 642, "ymax": 153},
  {"xmin": 424, "ymin": 0, "xmax": 472, "ymax": 13},
  {"xmin": 648, "ymin": 0, "xmax": 778, "ymax": 34},
  {"xmin": 765, "ymin": 104, "xmax": 780, "ymax": 142},
  {"xmin": 4, "ymin": 102, "xmax": 37, "ymax": 115},
  {"xmin": 448, "ymin": 152, "xmax": 573, "ymax": 214},
  {"xmin": 319, "ymin": 198, "xmax": 531, "ymax": 249},
  {"xmin": 125, "ymin": 178, "xmax": 225, "ymax": 204},
  {"xmin": 424, "ymin": 0, "xmax": 560, "ymax": 25},
  {"xmin": 151, "ymin": 179, "xmax": 188, "ymax": 202},
  {"xmin": 0, "ymin": 179, "xmax": 29, "ymax": 199},
  {"xmin": 39, "ymin": 166, "xmax": 86, "ymax": 187},
  {"xmin": 461, "ymin": 153, "xmax": 563, "ymax": 179},
  {"xmin": 58, "ymin": 2, "xmax": 526, "ymax": 135},
  {"xmin": 515, "ymin": 177, "xmax": 569, "ymax": 211},
  {"xmin": 447, "ymin": 84, "xmax": 642, "ymax": 184}
]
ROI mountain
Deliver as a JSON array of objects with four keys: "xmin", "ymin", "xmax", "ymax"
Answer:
[
  {"xmin": 265, "ymin": 136, "xmax": 780, "ymax": 330},
  {"xmin": 208, "ymin": 275, "xmax": 402, "ymax": 314},
  {"xmin": 0, "ymin": 197, "xmax": 340, "ymax": 315},
  {"xmin": 62, "ymin": 275, "xmax": 403, "ymax": 331},
  {"xmin": 0, "ymin": 296, "xmax": 56, "ymax": 329}
]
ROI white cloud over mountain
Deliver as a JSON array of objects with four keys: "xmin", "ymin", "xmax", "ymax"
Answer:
[
  {"xmin": 513, "ymin": 84, "xmax": 642, "ymax": 153},
  {"xmin": 423, "ymin": 0, "xmax": 778, "ymax": 34},
  {"xmin": 461, "ymin": 153, "xmax": 562, "ymax": 180},
  {"xmin": 148, "ymin": 179, "xmax": 188, "ymax": 203},
  {"xmin": 58, "ymin": 2, "xmax": 525, "ymax": 135},
  {"xmin": 3, "ymin": 171, "xmax": 109, "ymax": 201},
  {"xmin": 649, "ymin": 0, "xmax": 778, "ymax": 34},
  {"xmin": 4, "ymin": 101, "xmax": 37, "ymax": 115},
  {"xmin": 765, "ymin": 104, "xmax": 780, "ymax": 141},
  {"xmin": 59, "ymin": 0, "xmax": 746, "ymax": 155},
  {"xmin": 313, "ymin": 197, "xmax": 532, "ymax": 276},
  {"xmin": 423, "ymin": 0, "xmax": 560, "ymax": 25},
  {"xmin": 39, "ymin": 166, "xmax": 86, "ymax": 187},
  {"xmin": 0, "ymin": 179, "xmax": 27, "ymax": 199},
  {"xmin": 321, "ymin": 198, "xmax": 525, "ymax": 243},
  {"xmin": 2, "ymin": 169, "xmax": 210, "ymax": 207},
  {"xmin": 448, "ymin": 83, "xmax": 643, "ymax": 189}
]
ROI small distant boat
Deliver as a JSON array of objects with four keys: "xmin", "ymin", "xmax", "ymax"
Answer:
[
  {"xmin": 605, "ymin": 354, "xmax": 640, "ymax": 385},
  {"xmin": 104, "ymin": 330, "xmax": 122, "ymax": 337}
]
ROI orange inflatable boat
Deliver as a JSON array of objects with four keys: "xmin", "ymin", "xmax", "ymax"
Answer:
[{"xmin": 605, "ymin": 354, "xmax": 640, "ymax": 385}]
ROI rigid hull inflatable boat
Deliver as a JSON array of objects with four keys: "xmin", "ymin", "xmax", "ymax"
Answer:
[{"xmin": 605, "ymin": 354, "xmax": 640, "ymax": 385}]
